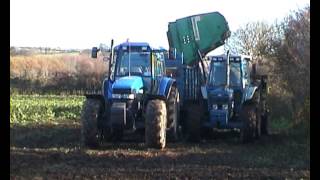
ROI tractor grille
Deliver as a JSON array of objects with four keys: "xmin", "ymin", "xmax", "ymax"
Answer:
[
  {"xmin": 113, "ymin": 88, "xmax": 132, "ymax": 94},
  {"xmin": 209, "ymin": 96, "xmax": 229, "ymax": 107}
]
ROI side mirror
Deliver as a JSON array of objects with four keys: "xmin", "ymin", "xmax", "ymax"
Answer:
[{"xmin": 91, "ymin": 47, "xmax": 100, "ymax": 58}]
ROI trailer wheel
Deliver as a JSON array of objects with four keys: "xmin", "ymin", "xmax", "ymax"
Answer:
[
  {"xmin": 166, "ymin": 86, "xmax": 180, "ymax": 141},
  {"xmin": 145, "ymin": 99, "xmax": 167, "ymax": 149},
  {"xmin": 240, "ymin": 104, "xmax": 257, "ymax": 143},
  {"xmin": 81, "ymin": 98, "xmax": 103, "ymax": 148},
  {"xmin": 185, "ymin": 103, "xmax": 202, "ymax": 142}
]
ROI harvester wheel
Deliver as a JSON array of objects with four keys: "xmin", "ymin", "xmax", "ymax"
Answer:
[
  {"xmin": 145, "ymin": 99, "xmax": 167, "ymax": 149},
  {"xmin": 81, "ymin": 98, "xmax": 103, "ymax": 148},
  {"xmin": 240, "ymin": 104, "xmax": 258, "ymax": 143},
  {"xmin": 166, "ymin": 86, "xmax": 180, "ymax": 141}
]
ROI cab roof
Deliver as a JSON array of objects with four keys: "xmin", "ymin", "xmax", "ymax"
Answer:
[
  {"xmin": 208, "ymin": 54, "xmax": 252, "ymax": 62},
  {"xmin": 114, "ymin": 42, "xmax": 151, "ymax": 51}
]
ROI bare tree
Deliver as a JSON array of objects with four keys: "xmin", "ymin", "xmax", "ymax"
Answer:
[
  {"xmin": 225, "ymin": 6, "xmax": 310, "ymax": 124},
  {"xmin": 271, "ymin": 6, "xmax": 310, "ymax": 123}
]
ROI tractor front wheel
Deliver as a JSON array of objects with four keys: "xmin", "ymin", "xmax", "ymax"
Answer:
[
  {"xmin": 145, "ymin": 99, "xmax": 167, "ymax": 149},
  {"xmin": 81, "ymin": 98, "xmax": 103, "ymax": 148}
]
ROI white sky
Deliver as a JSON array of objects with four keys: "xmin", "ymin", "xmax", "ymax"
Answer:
[{"xmin": 11, "ymin": 0, "xmax": 309, "ymax": 53}]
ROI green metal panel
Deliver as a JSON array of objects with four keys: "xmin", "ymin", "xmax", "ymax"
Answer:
[{"xmin": 167, "ymin": 12, "xmax": 230, "ymax": 65}]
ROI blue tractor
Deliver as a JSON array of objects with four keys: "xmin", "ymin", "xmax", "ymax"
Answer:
[
  {"xmin": 204, "ymin": 54, "xmax": 269, "ymax": 142},
  {"xmin": 81, "ymin": 40, "xmax": 180, "ymax": 149},
  {"xmin": 165, "ymin": 12, "xmax": 269, "ymax": 142}
]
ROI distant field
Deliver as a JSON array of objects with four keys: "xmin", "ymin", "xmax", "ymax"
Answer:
[
  {"xmin": 10, "ymin": 95, "xmax": 309, "ymax": 179},
  {"xmin": 10, "ymin": 53, "xmax": 107, "ymax": 94}
]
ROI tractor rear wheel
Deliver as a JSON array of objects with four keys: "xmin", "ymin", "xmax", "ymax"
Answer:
[
  {"xmin": 81, "ymin": 98, "xmax": 103, "ymax": 148},
  {"xmin": 240, "ymin": 103, "xmax": 258, "ymax": 143},
  {"xmin": 166, "ymin": 86, "xmax": 180, "ymax": 142},
  {"xmin": 255, "ymin": 111, "xmax": 261, "ymax": 139},
  {"xmin": 145, "ymin": 99, "xmax": 167, "ymax": 149},
  {"xmin": 261, "ymin": 114, "xmax": 269, "ymax": 135}
]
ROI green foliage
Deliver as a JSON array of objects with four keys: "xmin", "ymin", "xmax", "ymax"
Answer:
[{"xmin": 10, "ymin": 95, "xmax": 85, "ymax": 125}]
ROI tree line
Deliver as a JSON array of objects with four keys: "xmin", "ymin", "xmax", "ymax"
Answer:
[{"xmin": 225, "ymin": 6, "xmax": 309, "ymax": 124}]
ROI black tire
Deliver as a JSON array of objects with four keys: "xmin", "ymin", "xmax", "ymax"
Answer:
[
  {"xmin": 201, "ymin": 127, "xmax": 212, "ymax": 139},
  {"xmin": 240, "ymin": 104, "xmax": 257, "ymax": 143},
  {"xmin": 145, "ymin": 100, "xmax": 167, "ymax": 149},
  {"xmin": 81, "ymin": 99, "xmax": 103, "ymax": 148},
  {"xmin": 255, "ymin": 109, "xmax": 261, "ymax": 139},
  {"xmin": 111, "ymin": 125, "xmax": 123, "ymax": 142},
  {"xmin": 166, "ymin": 86, "xmax": 180, "ymax": 141},
  {"xmin": 185, "ymin": 103, "xmax": 202, "ymax": 142},
  {"xmin": 261, "ymin": 114, "xmax": 269, "ymax": 135}
]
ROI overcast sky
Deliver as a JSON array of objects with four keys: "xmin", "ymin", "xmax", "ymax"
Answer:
[{"xmin": 11, "ymin": 0, "xmax": 309, "ymax": 52}]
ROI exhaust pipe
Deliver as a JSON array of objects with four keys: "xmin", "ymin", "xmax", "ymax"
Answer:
[{"xmin": 226, "ymin": 50, "xmax": 230, "ymax": 89}]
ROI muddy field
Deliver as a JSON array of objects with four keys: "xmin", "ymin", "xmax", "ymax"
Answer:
[{"xmin": 10, "ymin": 120, "xmax": 309, "ymax": 179}]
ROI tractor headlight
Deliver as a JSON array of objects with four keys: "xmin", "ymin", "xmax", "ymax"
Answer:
[
  {"xmin": 112, "ymin": 94, "xmax": 121, "ymax": 99},
  {"xmin": 222, "ymin": 104, "xmax": 228, "ymax": 110},
  {"xmin": 112, "ymin": 94, "xmax": 135, "ymax": 99},
  {"xmin": 212, "ymin": 104, "xmax": 218, "ymax": 110},
  {"xmin": 122, "ymin": 94, "xmax": 135, "ymax": 99}
]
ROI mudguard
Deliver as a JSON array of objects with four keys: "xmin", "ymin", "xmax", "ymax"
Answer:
[
  {"xmin": 243, "ymin": 86, "xmax": 258, "ymax": 103},
  {"xmin": 102, "ymin": 78, "xmax": 113, "ymax": 101},
  {"xmin": 159, "ymin": 77, "xmax": 176, "ymax": 100},
  {"xmin": 147, "ymin": 77, "xmax": 176, "ymax": 101},
  {"xmin": 84, "ymin": 94, "xmax": 105, "ymax": 104}
]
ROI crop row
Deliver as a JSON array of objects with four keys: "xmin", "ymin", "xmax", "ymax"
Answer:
[{"xmin": 10, "ymin": 95, "xmax": 85, "ymax": 125}]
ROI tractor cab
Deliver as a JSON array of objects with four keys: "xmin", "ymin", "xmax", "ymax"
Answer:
[
  {"xmin": 100, "ymin": 42, "xmax": 166, "ymax": 102},
  {"xmin": 108, "ymin": 42, "xmax": 151, "ymax": 102},
  {"xmin": 113, "ymin": 42, "xmax": 152, "ymax": 77}
]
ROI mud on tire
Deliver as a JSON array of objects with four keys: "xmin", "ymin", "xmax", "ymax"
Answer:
[
  {"xmin": 145, "ymin": 100, "xmax": 167, "ymax": 149},
  {"xmin": 81, "ymin": 99, "xmax": 103, "ymax": 148},
  {"xmin": 240, "ymin": 104, "xmax": 258, "ymax": 143}
]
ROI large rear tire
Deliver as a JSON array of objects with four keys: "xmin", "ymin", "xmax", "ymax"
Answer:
[
  {"xmin": 145, "ymin": 100, "xmax": 167, "ymax": 149},
  {"xmin": 240, "ymin": 104, "xmax": 258, "ymax": 143},
  {"xmin": 261, "ymin": 114, "xmax": 269, "ymax": 135},
  {"xmin": 81, "ymin": 99, "xmax": 103, "ymax": 148}
]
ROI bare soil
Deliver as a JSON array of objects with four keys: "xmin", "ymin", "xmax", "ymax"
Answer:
[{"xmin": 10, "ymin": 121, "xmax": 309, "ymax": 179}]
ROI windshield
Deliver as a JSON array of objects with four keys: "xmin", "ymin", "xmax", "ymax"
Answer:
[
  {"xmin": 208, "ymin": 61, "xmax": 242, "ymax": 87},
  {"xmin": 209, "ymin": 62, "xmax": 226, "ymax": 86},
  {"xmin": 115, "ymin": 51, "xmax": 151, "ymax": 76},
  {"xmin": 230, "ymin": 62, "xmax": 241, "ymax": 86}
]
